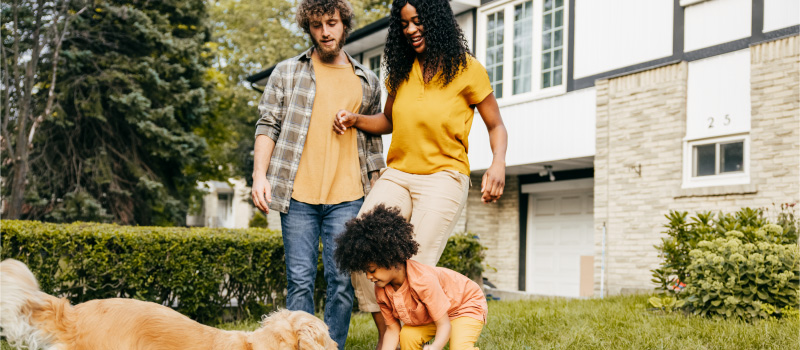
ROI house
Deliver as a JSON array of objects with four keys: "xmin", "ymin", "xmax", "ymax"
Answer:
[
  {"xmin": 186, "ymin": 179, "xmax": 281, "ymax": 230},
  {"xmin": 245, "ymin": 0, "xmax": 800, "ymax": 298}
]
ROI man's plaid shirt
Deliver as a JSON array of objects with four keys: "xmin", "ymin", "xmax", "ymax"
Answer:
[{"xmin": 255, "ymin": 48, "xmax": 385, "ymax": 213}]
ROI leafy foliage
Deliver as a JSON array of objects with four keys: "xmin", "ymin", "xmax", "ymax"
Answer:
[
  {"xmin": 1, "ymin": 220, "xmax": 285, "ymax": 324},
  {"xmin": 248, "ymin": 210, "xmax": 269, "ymax": 228},
  {"xmin": 437, "ymin": 232, "xmax": 490, "ymax": 283},
  {"xmin": 652, "ymin": 206, "xmax": 800, "ymax": 320},
  {"xmin": 684, "ymin": 229, "xmax": 799, "ymax": 320},
  {"xmin": 15, "ymin": 0, "xmax": 213, "ymax": 225},
  {"xmin": 648, "ymin": 295, "xmax": 685, "ymax": 314},
  {"xmin": 652, "ymin": 207, "xmax": 798, "ymax": 294}
]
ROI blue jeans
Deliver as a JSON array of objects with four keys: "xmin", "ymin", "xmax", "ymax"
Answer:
[{"xmin": 280, "ymin": 197, "xmax": 363, "ymax": 350}]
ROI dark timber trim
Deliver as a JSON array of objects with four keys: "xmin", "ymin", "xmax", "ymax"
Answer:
[
  {"xmin": 566, "ymin": 0, "xmax": 576, "ymax": 91},
  {"xmin": 518, "ymin": 188, "xmax": 528, "ymax": 291}
]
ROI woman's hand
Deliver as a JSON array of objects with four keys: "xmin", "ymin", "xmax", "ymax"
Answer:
[
  {"xmin": 334, "ymin": 109, "xmax": 359, "ymax": 134},
  {"xmin": 481, "ymin": 161, "xmax": 505, "ymax": 203},
  {"xmin": 476, "ymin": 93, "xmax": 508, "ymax": 204}
]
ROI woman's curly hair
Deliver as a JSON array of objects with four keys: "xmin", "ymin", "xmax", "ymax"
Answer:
[
  {"xmin": 384, "ymin": 0, "xmax": 471, "ymax": 94},
  {"xmin": 296, "ymin": 0, "xmax": 355, "ymax": 37},
  {"xmin": 334, "ymin": 204, "xmax": 419, "ymax": 273}
]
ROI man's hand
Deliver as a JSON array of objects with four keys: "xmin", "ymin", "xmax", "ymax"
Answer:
[
  {"xmin": 251, "ymin": 176, "xmax": 272, "ymax": 213},
  {"xmin": 481, "ymin": 162, "xmax": 505, "ymax": 203},
  {"xmin": 334, "ymin": 109, "xmax": 358, "ymax": 134},
  {"xmin": 369, "ymin": 170, "xmax": 381, "ymax": 188}
]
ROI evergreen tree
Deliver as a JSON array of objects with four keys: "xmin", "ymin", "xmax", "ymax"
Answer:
[{"xmin": 23, "ymin": 0, "xmax": 213, "ymax": 225}]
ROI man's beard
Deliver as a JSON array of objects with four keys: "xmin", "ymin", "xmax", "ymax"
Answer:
[{"xmin": 313, "ymin": 37, "xmax": 345, "ymax": 63}]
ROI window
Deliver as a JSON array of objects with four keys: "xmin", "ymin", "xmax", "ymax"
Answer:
[
  {"xmin": 683, "ymin": 135, "xmax": 749, "ymax": 188},
  {"xmin": 693, "ymin": 140, "xmax": 744, "ymax": 176},
  {"xmin": 513, "ymin": 1, "xmax": 533, "ymax": 94},
  {"xmin": 486, "ymin": 10, "xmax": 505, "ymax": 98},
  {"xmin": 369, "ymin": 55, "xmax": 381, "ymax": 79},
  {"xmin": 541, "ymin": 0, "xmax": 564, "ymax": 88},
  {"xmin": 479, "ymin": 0, "xmax": 568, "ymax": 102}
]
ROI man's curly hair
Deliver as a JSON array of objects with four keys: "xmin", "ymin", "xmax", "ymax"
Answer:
[
  {"xmin": 296, "ymin": 0, "xmax": 355, "ymax": 36},
  {"xmin": 384, "ymin": 0, "xmax": 471, "ymax": 95},
  {"xmin": 334, "ymin": 204, "xmax": 419, "ymax": 273}
]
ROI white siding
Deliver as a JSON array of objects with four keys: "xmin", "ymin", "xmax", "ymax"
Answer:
[
  {"xmin": 684, "ymin": 0, "xmax": 751, "ymax": 52},
  {"xmin": 456, "ymin": 11, "xmax": 475, "ymax": 51},
  {"xmin": 469, "ymin": 88, "xmax": 596, "ymax": 171},
  {"xmin": 686, "ymin": 49, "xmax": 751, "ymax": 140},
  {"xmin": 764, "ymin": 0, "xmax": 800, "ymax": 32},
  {"xmin": 573, "ymin": 0, "xmax": 673, "ymax": 79}
]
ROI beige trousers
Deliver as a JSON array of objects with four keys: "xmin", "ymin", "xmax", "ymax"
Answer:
[{"xmin": 352, "ymin": 167, "xmax": 470, "ymax": 312}]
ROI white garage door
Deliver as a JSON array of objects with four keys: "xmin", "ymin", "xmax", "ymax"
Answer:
[{"xmin": 526, "ymin": 190, "xmax": 594, "ymax": 297}]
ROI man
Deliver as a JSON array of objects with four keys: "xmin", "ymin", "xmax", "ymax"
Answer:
[{"xmin": 251, "ymin": 0, "xmax": 383, "ymax": 348}]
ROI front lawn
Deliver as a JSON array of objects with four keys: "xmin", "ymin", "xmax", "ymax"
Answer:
[
  {"xmin": 230, "ymin": 294, "xmax": 799, "ymax": 349},
  {"xmin": 2, "ymin": 294, "xmax": 797, "ymax": 349}
]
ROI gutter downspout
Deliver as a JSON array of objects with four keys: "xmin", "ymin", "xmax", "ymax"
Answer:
[{"xmin": 601, "ymin": 221, "xmax": 607, "ymax": 299}]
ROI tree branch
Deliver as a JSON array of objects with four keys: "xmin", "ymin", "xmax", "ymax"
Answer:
[{"xmin": 28, "ymin": 4, "xmax": 88, "ymax": 148}]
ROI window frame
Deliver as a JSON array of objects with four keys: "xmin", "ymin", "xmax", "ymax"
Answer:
[
  {"xmin": 362, "ymin": 46, "xmax": 388, "ymax": 109},
  {"xmin": 477, "ymin": 0, "xmax": 569, "ymax": 107},
  {"xmin": 682, "ymin": 134, "xmax": 750, "ymax": 188}
]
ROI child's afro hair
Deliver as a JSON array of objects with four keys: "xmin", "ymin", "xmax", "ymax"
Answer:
[{"xmin": 334, "ymin": 204, "xmax": 419, "ymax": 273}]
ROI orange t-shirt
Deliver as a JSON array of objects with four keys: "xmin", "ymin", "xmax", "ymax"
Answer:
[
  {"xmin": 375, "ymin": 260, "xmax": 488, "ymax": 327},
  {"xmin": 291, "ymin": 54, "xmax": 364, "ymax": 204}
]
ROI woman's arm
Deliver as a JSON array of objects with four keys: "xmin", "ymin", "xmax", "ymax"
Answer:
[
  {"xmin": 475, "ymin": 93, "xmax": 508, "ymax": 203},
  {"xmin": 334, "ymin": 95, "xmax": 395, "ymax": 135}
]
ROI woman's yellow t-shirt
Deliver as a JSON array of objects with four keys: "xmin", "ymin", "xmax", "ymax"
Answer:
[{"xmin": 387, "ymin": 55, "xmax": 493, "ymax": 176}]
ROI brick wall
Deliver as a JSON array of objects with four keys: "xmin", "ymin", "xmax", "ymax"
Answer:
[
  {"xmin": 594, "ymin": 35, "xmax": 800, "ymax": 296},
  {"xmin": 456, "ymin": 174, "xmax": 521, "ymax": 290}
]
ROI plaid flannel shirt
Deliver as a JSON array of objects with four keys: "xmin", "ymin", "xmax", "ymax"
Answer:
[{"xmin": 255, "ymin": 48, "xmax": 385, "ymax": 213}]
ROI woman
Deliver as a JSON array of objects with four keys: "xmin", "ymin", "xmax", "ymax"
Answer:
[{"xmin": 333, "ymin": 0, "xmax": 507, "ymax": 346}]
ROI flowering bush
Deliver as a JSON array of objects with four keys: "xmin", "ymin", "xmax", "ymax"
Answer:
[
  {"xmin": 652, "ymin": 206, "xmax": 799, "ymax": 319},
  {"xmin": 684, "ymin": 228, "xmax": 799, "ymax": 320}
]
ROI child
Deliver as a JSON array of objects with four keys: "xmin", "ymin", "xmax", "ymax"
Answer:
[{"xmin": 334, "ymin": 204, "xmax": 488, "ymax": 350}]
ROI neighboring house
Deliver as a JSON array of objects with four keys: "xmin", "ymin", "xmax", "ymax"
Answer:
[
  {"xmin": 186, "ymin": 179, "xmax": 281, "ymax": 230},
  {"xmin": 245, "ymin": 0, "xmax": 800, "ymax": 298}
]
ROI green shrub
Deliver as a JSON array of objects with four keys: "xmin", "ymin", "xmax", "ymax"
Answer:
[
  {"xmin": 248, "ymin": 211, "xmax": 269, "ymax": 228},
  {"xmin": 652, "ymin": 206, "xmax": 800, "ymax": 320},
  {"xmin": 437, "ymin": 232, "xmax": 489, "ymax": 283},
  {"xmin": 653, "ymin": 207, "xmax": 798, "ymax": 294},
  {"xmin": 1, "ymin": 220, "xmax": 285, "ymax": 324},
  {"xmin": 684, "ymin": 230, "xmax": 799, "ymax": 320}
]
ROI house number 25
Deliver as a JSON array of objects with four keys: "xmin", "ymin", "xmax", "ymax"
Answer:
[{"xmin": 708, "ymin": 114, "xmax": 731, "ymax": 128}]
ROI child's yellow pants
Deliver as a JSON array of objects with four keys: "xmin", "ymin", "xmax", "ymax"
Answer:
[{"xmin": 398, "ymin": 316, "xmax": 484, "ymax": 350}]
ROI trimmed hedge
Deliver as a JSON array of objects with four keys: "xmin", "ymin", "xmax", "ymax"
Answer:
[
  {"xmin": 1, "ymin": 220, "xmax": 488, "ymax": 323},
  {"xmin": 1, "ymin": 220, "xmax": 286, "ymax": 323}
]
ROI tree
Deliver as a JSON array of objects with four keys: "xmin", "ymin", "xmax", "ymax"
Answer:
[
  {"xmin": 9, "ymin": 0, "xmax": 214, "ymax": 225},
  {"xmin": 1, "ymin": 0, "xmax": 88, "ymax": 219}
]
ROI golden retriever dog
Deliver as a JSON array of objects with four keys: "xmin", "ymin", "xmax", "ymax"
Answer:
[{"xmin": 0, "ymin": 259, "xmax": 338, "ymax": 350}]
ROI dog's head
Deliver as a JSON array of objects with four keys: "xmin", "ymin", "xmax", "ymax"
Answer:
[{"xmin": 248, "ymin": 309, "xmax": 338, "ymax": 350}]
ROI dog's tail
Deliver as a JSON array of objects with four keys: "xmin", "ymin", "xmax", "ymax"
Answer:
[{"xmin": 0, "ymin": 258, "xmax": 70, "ymax": 349}]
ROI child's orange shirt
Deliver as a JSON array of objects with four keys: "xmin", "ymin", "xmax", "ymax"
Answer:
[{"xmin": 375, "ymin": 259, "xmax": 488, "ymax": 327}]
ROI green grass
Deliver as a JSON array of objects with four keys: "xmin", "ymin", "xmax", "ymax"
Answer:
[{"xmin": 3, "ymin": 295, "xmax": 798, "ymax": 349}]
